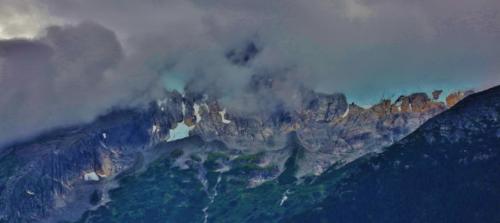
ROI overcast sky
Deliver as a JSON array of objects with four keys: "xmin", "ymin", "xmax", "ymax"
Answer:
[{"xmin": 0, "ymin": 0, "xmax": 499, "ymax": 146}]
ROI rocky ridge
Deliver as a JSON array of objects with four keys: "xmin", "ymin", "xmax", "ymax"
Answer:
[
  {"xmin": 0, "ymin": 85, "xmax": 470, "ymax": 222},
  {"xmin": 186, "ymin": 88, "xmax": 453, "ymax": 177},
  {"xmin": 75, "ymin": 87, "xmax": 492, "ymax": 223},
  {"xmin": 286, "ymin": 85, "xmax": 500, "ymax": 223}
]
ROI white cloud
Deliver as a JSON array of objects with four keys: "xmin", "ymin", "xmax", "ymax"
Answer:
[{"xmin": 0, "ymin": 0, "xmax": 62, "ymax": 39}]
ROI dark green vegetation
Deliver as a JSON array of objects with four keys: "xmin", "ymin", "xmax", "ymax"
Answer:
[
  {"xmin": 89, "ymin": 190, "xmax": 102, "ymax": 206},
  {"xmin": 76, "ymin": 134, "xmax": 352, "ymax": 223},
  {"xmin": 0, "ymin": 150, "xmax": 26, "ymax": 223},
  {"xmin": 77, "ymin": 86, "xmax": 500, "ymax": 223},
  {"xmin": 0, "ymin": 151, "xmax": 21, "ymax": 195},
  {"xmin": 286, "ymin": 86, "xmax": 500, "ymax": 223},
  {"xmin": 77, "ymin": 154, "xmax": 209, "ymax": 223}
]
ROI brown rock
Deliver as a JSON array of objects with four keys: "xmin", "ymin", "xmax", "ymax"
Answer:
[
  {"xmin": 391, "ymin": 93, "xmax": 445, "ymax": 114},
  {"xmin": 372, "ymin": 99, "xmax": 392, "ymax": 116},
  {"xmin": 446, "ymin": 90, "xmax": 474, "ymax": 107},
  {"xmin": 408, "ymin": 93, "xmax": 430, "ymax": 113},
  {"xmin": 184, "ymin": 116, "xmax": 195, "ymax": 127},
  {"xmin": 400, "ymin": 97, "xmax": 411, "ymax": 112},
  {"xmin": 432, "ymin": 90, "xmax": 443, "ymax": 100}
]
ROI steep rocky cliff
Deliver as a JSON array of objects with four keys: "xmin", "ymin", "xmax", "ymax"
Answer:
[
  {"xmin": 75, "ymin": 86, "xmax": 498, "ymax": 223},
  {"xmin": 0, "ymin": 92, "xmax": 185, "ymax": 222},
  {"xmin": 286, "ymin": 85, "xmax": 500, "ymax": 223},
  {"xmin": 0, "ymin": 84, "xmax": 469, "ymax": 222},
  {"xmin": 188, "ymin": 88, "xmax": 447, "ymax": 177}
]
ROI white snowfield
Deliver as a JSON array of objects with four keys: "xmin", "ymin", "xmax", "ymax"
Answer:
[
  {"xmin": 84, "ymin": 172, "xmax": 100, "ymax": 181},
  {"xmin": 219, "ymin": 109, "xmax": 231, "ymax": 124},
  {"xmin": 167, "ymin": 122, "xmax": 194, "ymax": 142}
]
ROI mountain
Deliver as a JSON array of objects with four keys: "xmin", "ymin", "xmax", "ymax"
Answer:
[
  {"xmin": 73, "ymin": 86, "xmax": 498, "ymax": 223},
  {"xmin": 188, "ymin": 84, "xmax": 448, "ymax": 177},
  {"xmin": 0, "ymin": 84, "xmax": 469, "ymax": 223},
  {"xmin": 285, "ymin": 85, "xmax": 500, "ymax": 222}
]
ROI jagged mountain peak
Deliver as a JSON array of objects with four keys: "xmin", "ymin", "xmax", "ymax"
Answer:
[
  {"xmin": 0, "ymin": 85, "xmax": 486, "ymax": 222},
  {"xmin": 286, "ymin": 85, "xmax": 500, "ymax": 223}
]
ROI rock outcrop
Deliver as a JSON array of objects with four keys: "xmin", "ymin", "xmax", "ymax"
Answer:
[
  {"xmin": 0, "ymin": 93, "xmax": 185, "ymax": 223},
  {"xmin": 188, "ymin": 88, "xmax": 447, "ymax": 177},
  {"xmin": 0, "ymin": 83, "xmax": 475, "ymax": 222},
  {"xmin": 432, "ymin": 90, "xmax": 443, "ymax": 100},
  {"xmin": 446, "ymin": 90, "xmax": 475, "ymax": 107},
  {"xmin": 286, "ymin": 85, "xmax": 500, "ymax": 223}
]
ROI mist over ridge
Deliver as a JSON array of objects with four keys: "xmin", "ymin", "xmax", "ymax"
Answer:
[{"xmin": 0, "ymin": 0, "xmax": 499, "ymax": 146}]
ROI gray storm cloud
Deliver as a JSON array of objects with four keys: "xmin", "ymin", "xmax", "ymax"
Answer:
[
  {"xmin": 38, "ymin": 0, "xmax": 500, "ymax": 94},
  {"xmin": 0, "ymin": 0, "xmax": 500, "ymax": 146},
  {"xmin": 0, "ymin": 22, "xmax": 163, "ymax": 146}
]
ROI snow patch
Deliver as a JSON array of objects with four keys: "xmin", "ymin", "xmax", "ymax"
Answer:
[
  {"xmin": 394, "ymin": 100, "xmax": 402, "ymax": 112},
  {"xmin": 279, "ymin": 189, "xmax": 290, "ymax": 206},
  {"xmin": 214, "ymin": 165, "xmax": 231, "ymax": 173},
  {"xmin": 157, "ymin": 99, "xmax": 167, "ymax": 112},
  {"xmin": 193, "ymin": 103, "xmax": 202, "ymax": 123},
  {"xmin": 219, "ymin": 109, "xmax": 231, "ymax": 124},
  {"xmin": 84, "ymin": 172, "xmax": 100, "ymax": 181},
  {"xmin": 341, "ymin": 106, "xmax": 350, "ymax": 118},
  {"xmin": 151, "ymin": 124, "xmax": 160, "ymax": 135},
  {"xmin": 167, "ymin": 122, "xmax": 194, "ymax": 142}
]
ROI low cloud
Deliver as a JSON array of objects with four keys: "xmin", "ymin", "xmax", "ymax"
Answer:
[
  {"xmin": 0, "ymin": 22, "xmax": 163, "ymax": 146},
  {"xmin": 0, "ymin": 0, "xmax": 500, "ymax": 145}
]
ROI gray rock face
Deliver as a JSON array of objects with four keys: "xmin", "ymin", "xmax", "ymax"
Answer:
[
  {"xmin": 285, "ymin": 86, "xmax": 500, "ymax": 223},
  {"xmin": 189, "ymin": 90, "xmax": 446, "ymax": 177},
  {"xmin": 295, "ymin": 98, "xmax": 445, "ymax": 176},
  {"xmin": 302, "ymin": 91, "xmax": 348, "ymax": 122},
  {"xmin": 0, "ymin": 85, "xmax": 460, "ymax": 222},
  {"xmin": 0, "ymin": 94, "xmax": 185, "ymax": 223}
]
